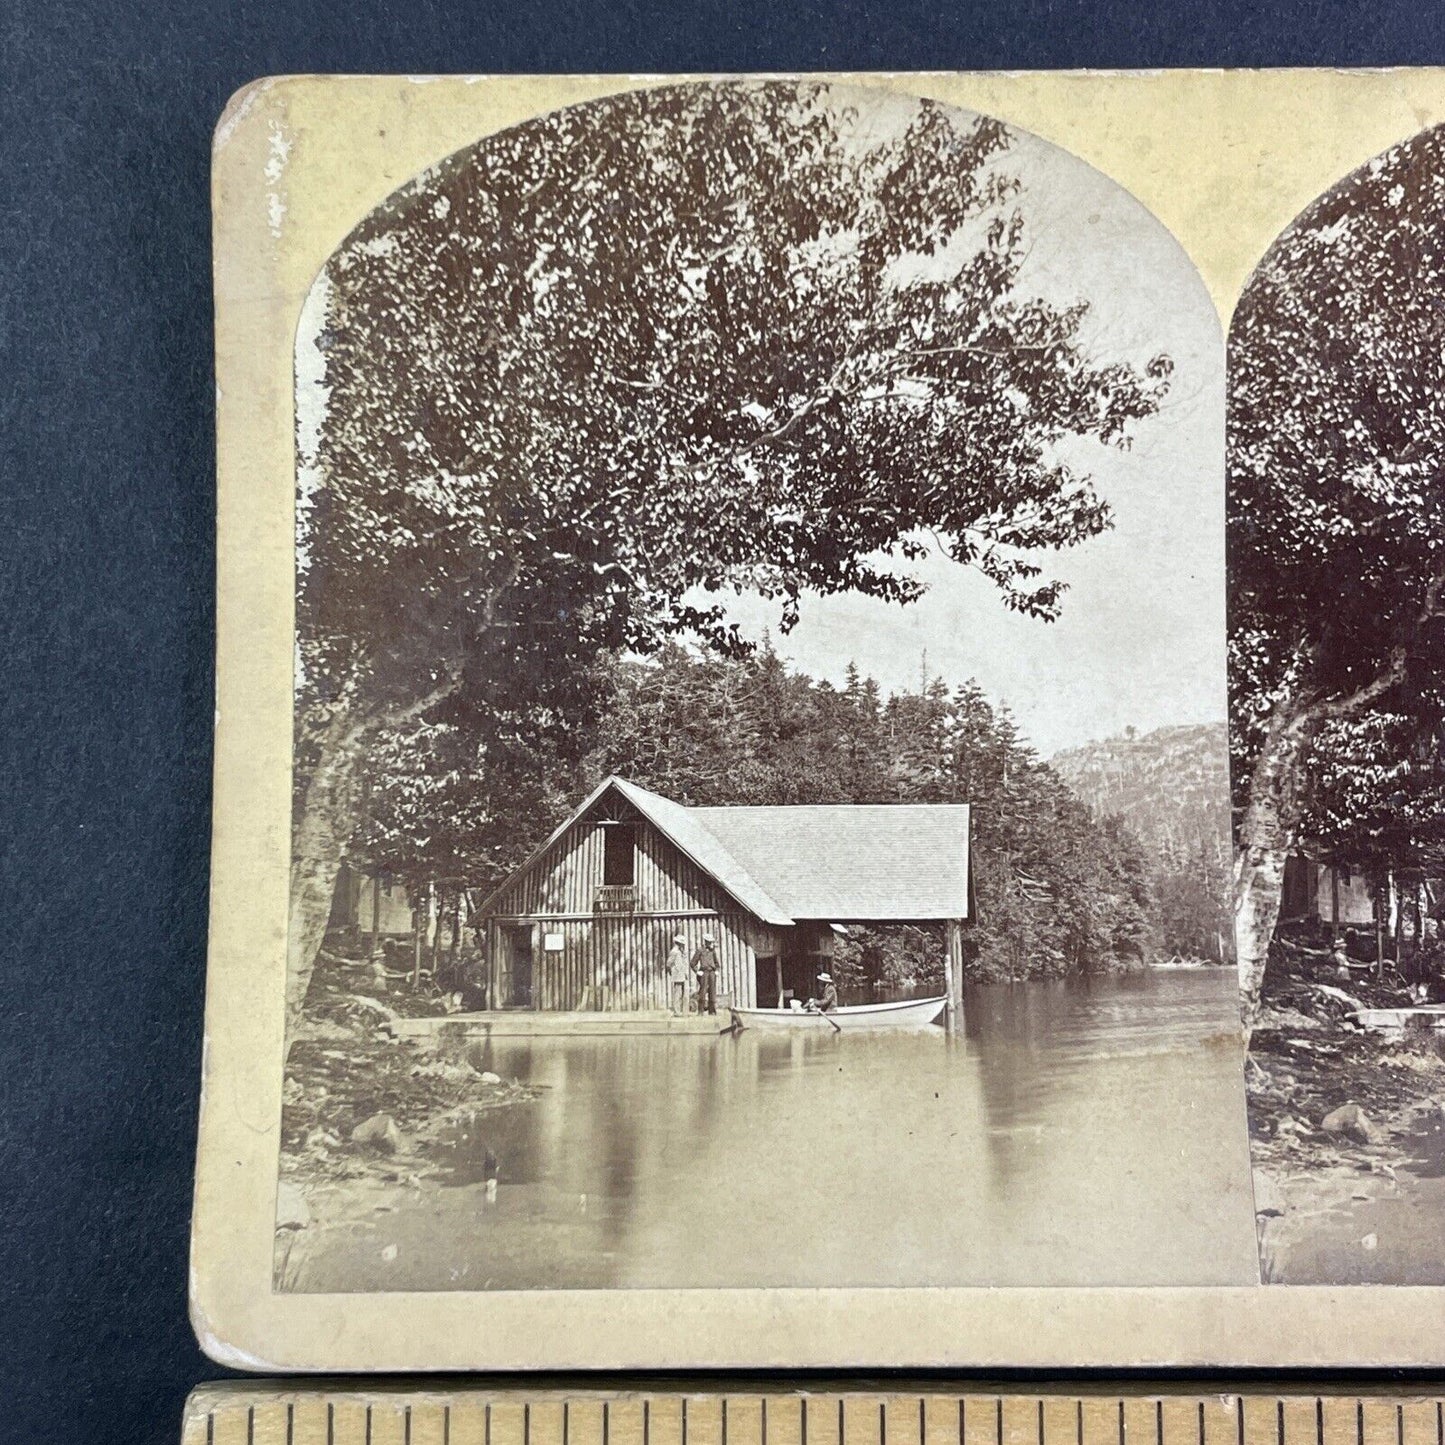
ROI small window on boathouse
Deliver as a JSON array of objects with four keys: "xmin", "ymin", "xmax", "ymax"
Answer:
[{"xmin": 602, "ymin": 822, "xmax": 637, "ymax": 886}]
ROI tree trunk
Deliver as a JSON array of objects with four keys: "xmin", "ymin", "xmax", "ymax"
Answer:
[
  {"xmin": 1403, "ymin": 878, "xmax": 1423, "ymax": 983},
  {"xmin": 1234, "ymin": 629, "xmax": 1422, "ymax": 1027},
  {"xmin": 285, "ymin": 676, "xmax": 459, "ymax": 1054},
  {"xmin": 286, "ymin": 705, "xmax": 369, "ymax": 1043},
  {"xmin": 1235, "ymin": 707, "xmax": 1315, "ymax": 1027},
  {"xmin": 1394, "ymin": 870, "xmax": 1405, "ymax": 966},
  {"xmin": 448, "ymin": 891, "xmax": 462, "ymax": 983},
  {"xmin": 1374, "ymin": 877, "xmax": 1386, "ymax": 972},
  {"xmin": 369, "ymin": 869, "xmax": 383, "ymax": 961},
  {"xmin": 426, "ymin": 881, "xmax": 441, "ymax": 984}
]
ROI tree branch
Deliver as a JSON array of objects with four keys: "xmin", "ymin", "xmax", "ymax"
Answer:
[
  {"xmin": 905, "ymin": 341, "xmax": 1053, "ymax": 360},
  {"xmin": 1294, "ymin": 651, "xmax": 1409, "ymax": 731},
  {"xmin": 1288, "ymin": 561, "xmax": 1445, "ymax": 734}
]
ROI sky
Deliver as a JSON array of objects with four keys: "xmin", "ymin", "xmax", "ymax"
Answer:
[{"xmin": 698, "ymin": 95, "xmax": 1227, "ymax": 758}]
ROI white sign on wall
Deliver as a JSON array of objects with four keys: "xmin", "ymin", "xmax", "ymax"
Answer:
[{"xmin": 542, "ymin": 932, "xmax": 565, "ymax": 952}]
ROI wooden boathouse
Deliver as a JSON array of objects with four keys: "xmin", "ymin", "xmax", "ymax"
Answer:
[{"xmin": 474, "ymin": 776, "xmax": 973, "ymax": 1014}]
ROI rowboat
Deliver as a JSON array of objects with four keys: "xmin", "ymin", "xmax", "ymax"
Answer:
[{"xmin": 730, "ymin": 994, "xmax": 948, "ymax": 1032}]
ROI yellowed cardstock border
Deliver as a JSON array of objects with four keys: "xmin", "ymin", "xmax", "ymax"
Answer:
[{"xmin": 197, "ymin": 68, "xmax": 1445, "ymax": 1371}]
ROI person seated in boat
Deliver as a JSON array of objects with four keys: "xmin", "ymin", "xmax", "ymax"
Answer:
[{"xmin": 805, "ymin": 972, "xmax": 838, "ymax": 1013}]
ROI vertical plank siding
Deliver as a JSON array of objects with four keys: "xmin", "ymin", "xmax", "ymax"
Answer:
[
  {"xmin": 485, "ymin": 911, "xmax": 757, "ymax": 1011},
  {"xmin": 487, "ymin": 810, "xmax": 741, "ymax": 918},
  {"xmin": 480, "ymin": 801, "xmax": 766, "ymax": 1010},
  {"xmin": 530, "ymin": 913, "xmax": 754, "ymax": 1011}
]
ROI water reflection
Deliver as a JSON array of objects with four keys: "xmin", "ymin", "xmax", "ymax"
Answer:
[{"xmin": 296, "ymin": 970, "xmax": 1257, "ymax": 1291}]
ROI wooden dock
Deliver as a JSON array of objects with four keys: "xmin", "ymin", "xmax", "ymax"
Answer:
[{"xmin": 387, "ymin": 1010, "xmax": 734, "ymax": 1040}]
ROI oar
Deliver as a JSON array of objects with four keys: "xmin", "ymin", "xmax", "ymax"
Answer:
[
  {"xmin": 809, "ymin": 984, "xmax": 841, "ymax": 1032},
  {"xmin": 801, "ymin": 1000, "xmax": 840, "ymax": 1032}
]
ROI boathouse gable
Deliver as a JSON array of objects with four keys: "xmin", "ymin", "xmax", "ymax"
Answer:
[
  {"xmin": 478, "ymin": 780, "xmax": 769, "ymax": 1011},
  {"xmin": 481, "ymin": 789, "xmax": 754, "ymax": 922}
]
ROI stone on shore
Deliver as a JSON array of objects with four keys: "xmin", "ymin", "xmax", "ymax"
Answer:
[
  {"xmin": 351, "ymin": 995, "xmax": 399, "ymax": 1021},
  {"xmin": 1253, "ymin": 1172, "xmax": 1287, "ymax": 1218},
  {"xmin": 1321, "ymin": 1102, "xmax": 1382, "ymax": 1145},
  {"xmin": 276, "ymin": 1179, "xmax": 311, "ymax": 1229},
  {"xmin": 351, "ymin": 1112, "xmax": 405, "ymax": 1154},
  {"xmin": 409, "ymin": 1057, "xmax": 479, "ymax": 1083}
]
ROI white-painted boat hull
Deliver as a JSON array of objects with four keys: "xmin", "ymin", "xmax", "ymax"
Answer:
[{"xmin": 731, "ymin": 995, "xmax": 948, "ymax": 1032}]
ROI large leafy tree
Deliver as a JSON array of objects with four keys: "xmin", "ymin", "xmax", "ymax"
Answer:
[
  {"xmin": 1303, "ymin": 712, "xmax": 1445, "ymax": 911},
  {"xmin": 1229, "ymin": 124, "xmax": 1445, "ymax": 1021},
  {"xmin": 349, "ymin": 719, "xmax": 590, "ymax": 901},
  {"xmin": 294, "ymin": 79, "xmax": 1172, "ymax": 1026}
]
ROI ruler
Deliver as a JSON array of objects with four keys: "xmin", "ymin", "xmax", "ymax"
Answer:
[{"xmin": 184, "ymin": 1386, "xmax": 1445, "ymax": 1445}]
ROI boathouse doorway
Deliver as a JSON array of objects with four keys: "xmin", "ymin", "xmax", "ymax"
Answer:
[
  {"xmin": 754, "ymin": 951, "xmax": 782, "ymax": 1008},
  {"xmin": 506, "ymin": 924, "xmax": 534, "ymax": 1009},
  {"xmin": 777, "ymin": 924, "xmax": 834, "ymax": 1007}
]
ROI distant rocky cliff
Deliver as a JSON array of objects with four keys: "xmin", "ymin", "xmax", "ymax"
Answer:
[
  {"xmin": 1052, "ymin": 722, "xmax": 1231, "ymax": 859},
  {"xmin": 1052, "ymin": 722, "xmax": 1232, "ymax": 959}
]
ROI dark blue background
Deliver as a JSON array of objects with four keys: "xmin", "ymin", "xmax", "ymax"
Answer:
[{"xmin": 3, "ymin": 3, "xmax": 1444, "ymax": 1442}]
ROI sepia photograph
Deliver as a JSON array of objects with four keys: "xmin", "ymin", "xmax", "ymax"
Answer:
[
  {"xmin": 275, "ymin": 77, "xmax": 1251, "ymax": 1294},
  {"xmin": 1231, "ymin": 123, "xmax": 1445, "ymax": 1285}
]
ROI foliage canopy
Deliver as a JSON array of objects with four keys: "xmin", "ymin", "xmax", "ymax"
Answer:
[
  {"xmin": 1229, "ymin": 124, "xmax": 1445, "ymax": 799},
  {"xmin": 302, "ymin": 80, "xmax": 1172, "ymax": 739}
]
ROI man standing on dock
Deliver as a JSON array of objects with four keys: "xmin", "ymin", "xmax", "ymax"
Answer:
[
  {"xmin": 691, "ymin": 934, "xmax": 720, "ymax": 1015},
  {"xmin": 666, "ymin": 932, "xmax": 690, "ymax": 1015}
]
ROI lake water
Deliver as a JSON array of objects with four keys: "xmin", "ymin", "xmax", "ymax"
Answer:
[{"xmin": 292, "ymin": 968, "xmax": 1260, "ymax": 1290}]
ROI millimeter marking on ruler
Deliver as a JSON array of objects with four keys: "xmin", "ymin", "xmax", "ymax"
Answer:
[{"xmin": 183, "ymin": 1390, "xmax": 1445, "ymax": 1445}]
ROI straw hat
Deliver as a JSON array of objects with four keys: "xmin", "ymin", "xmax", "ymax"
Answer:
[{"xmin": 817, "ymin": 972, "xmax": 832, "ymax": 983}]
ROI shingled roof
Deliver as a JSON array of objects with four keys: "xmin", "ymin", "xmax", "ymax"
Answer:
[
  {"xmin": 607, "ymin": 779, "xmax": 793, "ymax": 925},
  {"xmin": 607, "ymin": 777, "xmax": 971, "ymax": 923}
]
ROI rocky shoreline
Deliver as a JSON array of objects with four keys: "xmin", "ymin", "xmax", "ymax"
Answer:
[
  {"xmin": 1247, "ymin": 956, "xmax": 1445, "ymax": 1283},
  {"xmin": 274, "ymin": 948, "xmax": 541, "ymax": 1287}
]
